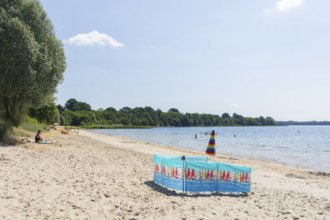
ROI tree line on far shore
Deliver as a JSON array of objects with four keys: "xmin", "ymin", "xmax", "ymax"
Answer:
[
  {"xmin": 28, "ymin": 98, "xmax": 276, "ymax": 127},
  {"xmin": 276, "ymin": 121, "xmax": 330, "ymax": 126}
]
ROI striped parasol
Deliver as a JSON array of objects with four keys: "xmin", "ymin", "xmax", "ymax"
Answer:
[{"xmin": 205, "ymin": 130, "xmax": 216, "ymax": 156}]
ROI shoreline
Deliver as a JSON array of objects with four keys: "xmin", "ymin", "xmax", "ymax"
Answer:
[
  {"xmin": 1, "ymin": 128, "xmax": 329, "ymax": 219},
  {"xmin": 86, "ymin": 129, "xmax": 328, "ymax": 175},
  {"xmin": 81, "ymin": 130, "xmax": 329, "ymax": 176}
]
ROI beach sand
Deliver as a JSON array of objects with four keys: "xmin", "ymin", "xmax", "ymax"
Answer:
[{"xmin": 0, "ymin": 129, "xmax": 329, "ymax": 219}]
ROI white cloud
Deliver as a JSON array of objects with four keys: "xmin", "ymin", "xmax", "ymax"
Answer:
[
  {"xmin": 275, "ymin": 0, "xmax": 303, "ymax": 12},
  {"xmin": 65, "ymin": 31, "xmax": 124, "ymax": 47}
]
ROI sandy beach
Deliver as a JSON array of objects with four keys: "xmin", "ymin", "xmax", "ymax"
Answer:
[{"xmin": 0, "ymin": 129, "xmax": 329, "ymax": 220}]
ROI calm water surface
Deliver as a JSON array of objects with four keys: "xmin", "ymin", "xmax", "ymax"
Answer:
[{"xmin": 90, "ymin": 126, "xmax": 330, "ymax": 172}]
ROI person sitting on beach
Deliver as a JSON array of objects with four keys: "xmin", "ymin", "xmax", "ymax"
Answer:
[{"xmin": 35, "ymin": 130, "xmax": 43, "ymax": 143}]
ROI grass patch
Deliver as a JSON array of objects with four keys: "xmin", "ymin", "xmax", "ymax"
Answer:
[
  {"xmin": 20, "ymin": 116, "xmax": 47, "ymax": 132},
  {"xmin": 20, "ymin": 122, "xmax": 47, "ymax": 132},
  {"xmin": 12, "ymin": 127, "xmax": 31, "ymax": 137}
]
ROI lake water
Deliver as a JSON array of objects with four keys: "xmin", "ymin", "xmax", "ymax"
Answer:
[{"xmin": 90, "ymin": 126, "xmax": 330, "ymax": 172}]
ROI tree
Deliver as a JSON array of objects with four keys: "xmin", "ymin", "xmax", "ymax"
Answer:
[
  {"xmin": 61, "ymin": 110, "xmax": 96, "ymax": 126},
  {"xmin": 158, "ymin": 112, "xmax": 169, "ymax": 126},
  {"xmin": 168, "ymin": 108, "xmax": 180, "ymax": 113},
  {"xmin": 119, "ymin": 107, "xmax": 131, "ymax": 113},
  {"xmin": 76, "ymin": 102, "xmax": 91, "ymax": 111},
  {"xmin": 191, "ymin": 113, "xmax": 201, "ymax": 126},
  {"xmin": 103, "ymin": 107, "xmax": 118, "ymax": 124},
  {"xmin": 233, "ymin": 113, "xmax": 246, "ymax": 125},
  {"xmin": 258, "ymin": 116, "xmax": 266, "ymax": 126},
  {"xmin": 181, "ymin": 113, "xmax": 192, "ymax": 126},
  {"xmin": 0, "ymin": 0, "xmax": 66, "ymax": 131},
  {"xmin": 56, "ymin": 104, "xmax": 65, "ymax": 113},
  {"xmin": 64, "ymin": 98, "xmax": 91, "ymax": 111},
  {"xmin": 59, "ymin": 114, "xmax": 65, "ymax": 125},
  {"xmin": 105, "ymin": 107, "xmax": 117, "ymax": 113},
  {"xmin": 265, "ymin": 117, "xmax": 275, "ymax": 126},
  {"xmin": 64, "ymin": 99, "xmax": 79, "ymax": 111},
  {"xmin": 144, "ymin": 106, "xmax": 158, "ymax": 126},
  {"xmin": 221, "ymin": 113, "xmax": 231, "ymax": 119},
  {"xmin": 53, "ymin": 98, "xmax": 277, "ymax": 128},
  {"xmin": 29, "ymin": 102, "xmax": 60, "ymax": 124}
]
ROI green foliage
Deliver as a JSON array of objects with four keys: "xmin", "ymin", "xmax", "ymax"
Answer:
[
  {"xmin": 57, "ymin": 104, "xmax": 65, "ymax": 113},
  {"xmin": 0, "ymin": 120, "xmax": 11, "ymax": 140},
  {"xmin": 20, "ymin": 116, "xmax": 45, "ymax": 132},
  {"xmin": 54, "ymin": 108, "xmax": 60, "ymax": 124},
  {"xmin": 58, "ymin": 98, "xmax": 276, "ymax": 128},
  {"xmin": 29, "ymin": 102, "xmax": 59, "ymax": 124},
  {"xmin": 233, "ymin": 113, "xmax": 246, "ymax": 126},
  {"xmin": 64, "ymin": 98, "xmax": 91, "ymax": 111},
  {"xmin": 221, "ymin": 113, "xmax": 231, "ymax": 119},
  {"xmin": 276, "ymin": 120, "xmax": 330, "ymax": 126},
  {"xmin": 265, "ymin": 117, "xmax": 276, "ymax": 126},
  {"xmin": 62, "ymin": 110, "xmax": 97, "ymax": 126},
  {"xmin": 168, "ymin": 108, "xmax": 180, "ymax": 113},
  {"xmin": 59, "ymin": 114, "xmax": 65, "ymax": 125},
  {"xmin": 0, "ymin": 0, "xmax": 66, "ymax": 138}
]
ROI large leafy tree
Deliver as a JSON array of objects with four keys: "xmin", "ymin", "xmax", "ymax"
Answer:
[
  {"xmin": 29, "ymin": 102, "xmax": 60, "ymax": 124},
  {"xmin": 64, "ymin": 99, "xmax": 91, "ymax": 111},
  {"xmin": 0, "ymin": 0, "xmax": 66, "ymax": 128}
]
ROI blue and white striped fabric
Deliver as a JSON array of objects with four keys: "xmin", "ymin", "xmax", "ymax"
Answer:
[{"xmin": 153, "ymin": 155, "xmax": 252, "ymax": 193}]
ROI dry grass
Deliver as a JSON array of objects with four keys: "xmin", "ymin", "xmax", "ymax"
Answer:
[{"xmin": 7, "ymin": 126, "xmax": 76, "ymax": 151}]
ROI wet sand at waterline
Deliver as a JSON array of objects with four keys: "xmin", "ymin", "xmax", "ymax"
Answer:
[{"xmin": 0, "ymin": 129, "xmax": 329, "ymax": 219}]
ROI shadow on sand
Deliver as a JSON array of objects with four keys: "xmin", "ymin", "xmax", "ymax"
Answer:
[
  {"xmin": 144, "ymin": 180, "xmax": 248, "ymax": 198},
  {"xmin": 0, "ymin": 143, "xmax": 10, "ymax": 148}
]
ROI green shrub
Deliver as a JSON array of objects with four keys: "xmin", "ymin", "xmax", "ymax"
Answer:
[
  {"xmin": 60, "ymin": 114, "xmax": 65, "ymax": 125},
  {"xmin": 20, "ymin": 116, "xmax": 46, "ymax": 132},
  {"xmin": 0, "ymin": 121, "xmax": 11, "ymax": 140}
]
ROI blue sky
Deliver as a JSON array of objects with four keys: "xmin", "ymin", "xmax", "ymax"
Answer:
[{"xmin": 39, "ymin": 0, "xmax": 330, "ymax": 121}]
